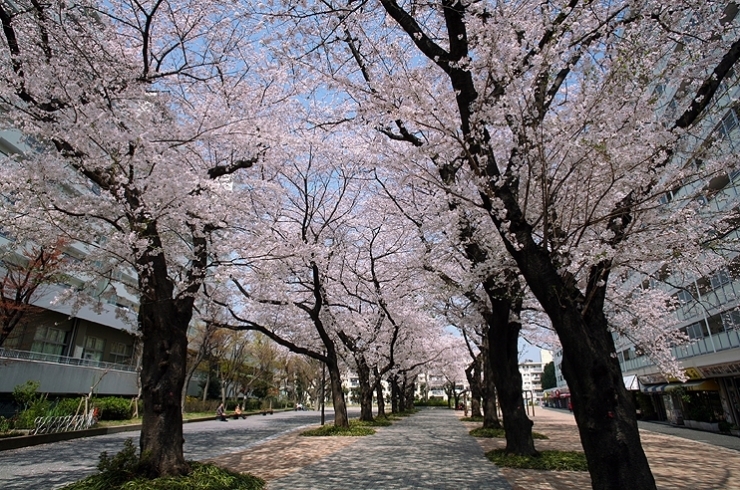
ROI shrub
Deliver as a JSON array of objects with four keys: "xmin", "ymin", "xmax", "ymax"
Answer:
[
  {"xmin": 12, "ymin": 380, "xmax": 42, "ymax": 407},
  {"xmin": 351, "ymin": 418, "xmax": 392, "ymax": 427},
  {"xmin": 49, "ymin": 398, "xmax": 85, "ymax": 417},
  {"xmin": 470, "ymin": 427, "xmax": 549, "ymax": 439},
  {"xmin": 460, "ymin": 416, "xmax": 484, "ymax": 422},
  {"xmin": 94, "ymin": 397, "xmax": 133, "ymax": 421},
  {"xmin": 301, "ymin": 421, "xmax": 376, "ymax": 437},
  {"xmin": 60, "ymin": 439, "xmax": 265, "ymax": 490},
  {"xmin": 486, "ymin": 449, "xmax": 588, "ymax": 471},
  {"xmin": 414, "ymin": 398, "xmax": 449, "ymax": 407}
]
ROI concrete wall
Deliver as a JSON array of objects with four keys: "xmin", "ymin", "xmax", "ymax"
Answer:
[{"xmin": 0, "ymin": 358, "xmax": 138, "ymax": 396}]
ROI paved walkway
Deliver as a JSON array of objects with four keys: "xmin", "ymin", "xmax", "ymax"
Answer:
[
  {"xmin": 222, "ymin": 408, "xmax": 512, "ymax": 490},
  {"xmin": 465, "ymin": 408, "xmax": 740, "ymax": 490}
]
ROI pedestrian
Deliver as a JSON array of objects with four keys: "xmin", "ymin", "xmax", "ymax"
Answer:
[
  {"xmin": 233, "ymin": 405, "xmax": 245, "ymax": 419},
  {"xmin": 216, "ymin": 402, "xmax": 227, "ymax": 421},
  {"xmin": 568, "ymin": 400, "xmax": 573, "ymax": 413}
]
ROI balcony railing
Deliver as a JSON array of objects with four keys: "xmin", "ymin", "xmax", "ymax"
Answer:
[
  {"xmin": 620, "ymin": 328, "xmax": 740, "ymax": 373},
  {"xmin": 0, "ymin": 347, "xmax": 136, "ymax": 372}
]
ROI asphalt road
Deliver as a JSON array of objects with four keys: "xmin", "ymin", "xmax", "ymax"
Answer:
[{"xmin": 0, "ymin": 409, "xmax": 342, "ymax": 489}]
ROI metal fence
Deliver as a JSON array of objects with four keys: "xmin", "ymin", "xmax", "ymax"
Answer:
[
  {"xmin": 31, "ymin": 412, "xmax": 96, "ymax": 435},
  {"xmin": 0, "ymin": 347, "xmax": 136, "ymax": 372}
]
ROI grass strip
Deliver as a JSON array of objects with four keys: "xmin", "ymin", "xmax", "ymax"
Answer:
[
  {"xmin": 60, "ymin": 462, "xmax": 265, "ymax": 490},
  {"xmin": 486, "ymin": 449, "xmax": 588, "ymax": 471},
  {"xmin": 469, "ymin": 427, "xmax": 549, "ymax": 439}
]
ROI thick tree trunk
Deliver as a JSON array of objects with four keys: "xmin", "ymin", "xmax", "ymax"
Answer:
[
  {"xmin": 356, "ymin": 356, "xmax": 374, "ymax": 421},
  {"xmin": 564, "ymin": 304, "xmax": 651, "ymax": 489},
  {"xmin": 404, "ymin": 377, "xmax": 415, "ymax": 410},
  {"xmin": 465, "ymin": 354, "xmax": 483, "ymax": 418},
  {"xmin": 492, "ymin": 198, "xmax": 656, "ymax": 488},
  {"xmin": 390, "ymin": 376, "xmax": 400, "ymax": 413},
  {"xmin": 326, "ymin": 356, "xmax": 349, "ymax": 428},
  {"xmin": 485, "ymin": 285, "xmax": 537, "ymax": 456},
  {"xmin": 138, "ymin": 291, "xmax": 190, "ymax": 476},
  {"xmin": 374, "ymin": 372, "xmax": 386, "ymax": 417},
  {"xmin": 481, "ymin": 335, "xmax": 502, "ymax": 429},
  {"xmin": 398, "ymin": 376, "xmax": 407, "ymax": 412}
]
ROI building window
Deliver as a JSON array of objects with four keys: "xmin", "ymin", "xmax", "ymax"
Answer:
[
  {"xmin": 31, "ymin": 326, "xmax": 67, "ymax": 356},
  {"xmin": 718, "ymin": 107, "xmax": 740, "ymax": 140},
  {"xmin": 83, "ymin": 336, "xmax": 105, "ymax": 362},
  {"xmin": 683, "ymin": 322, "xmax": 707, "ymax": 340},
  {"xmin": 109, "ymin": 342, "xmax": 132, "ymax": 364},
  {"xmin": 722, "ymin": 310, "xmax": 740, "ymax": 330},
  {"xmin": 676, "ymin": 289, "xmax": 694, "ymax": 304},
  {"xmin": 710, "ymin": 269, "xmax": 732, "ymax": 290}
]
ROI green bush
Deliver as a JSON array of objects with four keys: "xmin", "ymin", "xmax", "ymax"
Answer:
[
  {"xmin": 351, "ymin": 418, "xmax": 392, "ymax": 427},
  {"xmin": 13, "ymin": 398, "xmax": 51, "ymax": 429},
  {"xmin": 50, "ymin": 398, "xmax": 85, "ymax": 417},
  {"xmin": 470, "ymin": 427, "xmax": 549, "ymax": 439},
  {"xmin": 12, "ymin": 380, "xmax": 42, "ymax": 407},
  {"xmin": 414, "ymin": 398, "xmax": 449, "ymax": 407},
  {"xmin": 486, "ymin": 449, "xmax": 589, "ymax": 471},
  {"xmin": 460, "ymin": 416, "xmax": 484, "ymax": 422},
  {"xmin": 94, "ymin": 397, "xmax": 133, "ymax": 421},
  {"xmin": 60, "ymin": 439, "xmax": 264, "ymax": 490},
  {"xmin": 301, "ymin": 420, "xmax": 376, "ymax": 437}
]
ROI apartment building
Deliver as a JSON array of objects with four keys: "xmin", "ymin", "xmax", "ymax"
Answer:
[
  {"xmin": 613, "ymin": 10, "xmax": 740, "ymax": 430},
  {"xmin": 519, "ymin": 350, "xmax": 552, "ymax": 404},
  {"xmin": 0, "ymin": 130, "xmax": 141, "ymax": 399}
]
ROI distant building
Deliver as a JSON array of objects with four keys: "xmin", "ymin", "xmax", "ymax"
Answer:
[{"xmin": 519, "ymin": 349, "xmax": 552, "ymax": 404}]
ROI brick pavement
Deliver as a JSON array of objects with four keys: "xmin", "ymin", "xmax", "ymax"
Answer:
[
  {"xmin": 213, "ymin": 407, "xmax": 740, "ymax": 490},
  {"xmin": 463, "ymin": 408, "xmax": 740, "ymax": 490}
]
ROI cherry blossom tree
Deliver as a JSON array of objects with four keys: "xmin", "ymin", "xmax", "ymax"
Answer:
[
  {"xmin": 0, "ymin": 0, "xmax": 286, "ymax": 476},
  {"xmin": 259, "ymin": 1, "xmax": 740, "ymax": 487},
  {"xmin": 0, "ymin": 238, "xmax": 66, "ymax": 346}
]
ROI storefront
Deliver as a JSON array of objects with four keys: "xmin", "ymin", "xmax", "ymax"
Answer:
[
  {"xmin": 640, "ymin": 379, "xmax": 722, "ymax": 427},
  {"xmin": 542, "ymin": 387, "xmax": 570, "ymax": 409}
]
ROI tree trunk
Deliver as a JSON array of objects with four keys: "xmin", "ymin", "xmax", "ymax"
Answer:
[
  {"xmin": 481, "ymin": 333, "xmax": 502, "ymax": 429},
  {"xmin": 485, "ymin": 284, "xmax": 537, "ymax": 456},
  {"xmin": 374, "ymin": 369, "xmax": 386, "ymax": 418},
  {"xmin": 405, "ymin": 378, "xmax": 415, "ymax": 410},
  {"xmin": 398, "ymin": 376, "xmax": 407, "ymax": 412},
  {"xmin": 465, "ymin": 354, "xmax": 483, "ymax": 418},
  {"xmin": 356, "ymin": 356, "xmax": 374, "ymax": 421},
  {"xmin": 326, "ymin": 355, "xmax": 349, "ymax": 428},
  {"xmin": 493, "ymin": 200, "xmax": 656, "ymax": 488},
  {"xmin": 390, "ymin": 375, "xmax": 400, "ymax": 413},
  {"xmin": 138, "ymin": 288, "xmax": 190, "ymax": 476},
  {"xmin": 201, "ymin": 363, "xmax": 210, "ymax": 402}
]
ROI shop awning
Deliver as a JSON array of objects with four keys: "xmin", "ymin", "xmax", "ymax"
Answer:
[
  {"xmin": 623, "ymin": 375, "xmax": 639, "ymax": 391},
  {"xmin": 640, "ymin": 379, "xmax": 720, "ymax": 394}
]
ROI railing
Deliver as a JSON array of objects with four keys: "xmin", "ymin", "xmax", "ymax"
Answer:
[
  {"xmin": 31, "ymin": 412, "xmax": 96, "ymax": 435},
  {"xmin": 620, "ymin": 328, "xmax": 740, "ymax": 373},
  {"xmin": 0, "ymin": 347, "xmax": 136, "ymax": 372}
]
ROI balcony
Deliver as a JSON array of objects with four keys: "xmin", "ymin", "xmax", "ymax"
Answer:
[
  {"xmin": 620, "ymin": 328, "xmax": 740, "ymax": 373},
  {"xmin": 0, "ymin": 347, "xmax": 138, "ymax": 396}
]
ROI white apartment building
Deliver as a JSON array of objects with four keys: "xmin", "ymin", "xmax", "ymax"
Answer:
[
  {"xmin": 0, "ymin": 130, "xmax": 141, "ymax": 400},
  {"xmin": 613, "ymin": 10, "xmax": 740, "ymax": 430},
  {"xmin": 519, "ymin": 349, "xmax": 552, "ymax": 404}
]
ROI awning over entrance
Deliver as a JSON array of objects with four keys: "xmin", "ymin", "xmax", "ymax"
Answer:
[
  {"xmin": 623, "ymin": 375, "xmax": 639, "ymax": 391},
  {"xmin": 640, "ymin": 379, "xmax": 720, "ymax": 394}
]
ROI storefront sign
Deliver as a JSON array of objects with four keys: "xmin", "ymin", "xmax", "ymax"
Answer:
[{"xmin": 699, "ymin": 362, "xmax": 740, "ymax": 377}]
